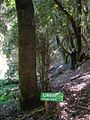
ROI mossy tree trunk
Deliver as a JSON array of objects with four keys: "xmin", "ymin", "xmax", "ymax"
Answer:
[{"xmin": 15, "ymin": 0, "xmax": 40, "ymax": 110}]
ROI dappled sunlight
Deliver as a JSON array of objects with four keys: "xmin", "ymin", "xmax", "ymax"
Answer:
[
  {"xmin": 61, "ymin": 110, "xmax": 69, "ymax": 120},
  {"xmin": 70, "ymin": 83, "xmax": 86, "ymax": 92},
  {"xmin": 69, "ymin": 71, "xmax": 90, "ymax": 92},
  {"xmin": 59, "ymin": 101, "xmax": 68, "ymax": 107},
  {"xmin": 78, "ymin": 74, "xmax": 90, "ymax": 81},
  {"xmin": 83, "ymin": 115, "xmax": 90, "ymax": 119}
]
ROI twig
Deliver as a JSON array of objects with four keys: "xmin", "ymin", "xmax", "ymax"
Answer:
[
  {"xmin": 1, "ymin": 87, "xmax": 19, "ymax": 96},
  {"xmin": 70, "ymin": 74, "xmax": 81, "ymax": 81},
  {"xmin": 77, "ymin": 58, "xmax": 90, "ymax": 68},
  {"xmin": 28, "ymin": 107, "xmax": 45, "ymax": 117}
]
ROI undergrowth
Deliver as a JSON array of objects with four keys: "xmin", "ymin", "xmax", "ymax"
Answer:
[{"xmin": 0, "ymin": 79, "xmax": 18, "ymax": 106}]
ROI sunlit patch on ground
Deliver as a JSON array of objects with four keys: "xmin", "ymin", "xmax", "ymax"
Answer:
[
  {"xmin": 70, "ymin": 83, "xmax": 86, "ymax": 92},
  {"xmin": 79, "ymin": 73, "xmax": 90, "ymax": 81}
]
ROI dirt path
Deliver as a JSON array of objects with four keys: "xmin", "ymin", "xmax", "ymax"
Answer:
[{"xmin": 51, "ymin": 60, "xmax": 90, "ymax": 120}]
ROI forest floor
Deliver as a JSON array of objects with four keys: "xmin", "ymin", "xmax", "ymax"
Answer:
[
  {"xmin": 0, "ymin": 60, "xmax": 90, "ymax": 120},
  {"xmin": 50, "ymin": 59, "xmax": 90, "ymax": 120}
]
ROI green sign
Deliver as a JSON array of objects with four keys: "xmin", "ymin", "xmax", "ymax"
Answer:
[{"xmin": 40, "ymin": 92, "xmax": 64, "ymax": 102}]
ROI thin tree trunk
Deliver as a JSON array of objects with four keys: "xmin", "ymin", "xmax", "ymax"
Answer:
[
  {"xmin": 67, "ymin": 21, "xmax": 75, "ymax": 50},
  {"xmin": 76, "ymin": 0, "xmax": 82, "ymax": 53}
]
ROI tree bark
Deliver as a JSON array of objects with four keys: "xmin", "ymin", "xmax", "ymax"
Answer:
[
  {"xmin": 76, "ymin": 0, "xmax": 82, "ymax": 53},
  {"xmin": 15, "ymin": 0, "xmax": 40, "ymax": 110},
  {"xmin": 54, "ymin": 0, "xmax": 82, "ymax": 54}
]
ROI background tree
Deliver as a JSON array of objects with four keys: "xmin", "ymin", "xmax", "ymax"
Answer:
[{"xmin": 53, "ymin": 0, "xmax": 89, "ymax": 61}]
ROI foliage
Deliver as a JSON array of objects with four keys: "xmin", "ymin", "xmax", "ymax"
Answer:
[
  {"xmin": 0, "ymin": 0, "xmax": 18, "ymax": 80},
  {"xmin": 34, "ymin": 0, "xmax": 90, "ymax": 90},
  {"xmin": 0, "ymin": 0, "xmax": 90, "ymax": 84},
  {"xmin": 0, "ymin": 79, "xmax": 18, "ymax": 106},
  {"xmin": 3, "ymin": 22, "xmax": 18, "ymax": 80}
]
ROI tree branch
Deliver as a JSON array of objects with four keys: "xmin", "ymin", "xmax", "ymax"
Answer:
[{"xmin": 53, "ymin": 0, "xmax": 80, "ymax": 51}]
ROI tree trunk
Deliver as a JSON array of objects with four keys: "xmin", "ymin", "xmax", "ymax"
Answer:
[
  {"xmin": 15, "ymin": 0, "xmax": 40, "ymax": 110},
  {"xmin": 76, "ymin": 0, "xmax": 82, "ymax": 53},
  {"xmin": 67, "ymin": 21, "xmax": 75, "ymax": 50},
  {"xmin": 54, "ymin": 0, "xmax": 82, "ymax": 54}
]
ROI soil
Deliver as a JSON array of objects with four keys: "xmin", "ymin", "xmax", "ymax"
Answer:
[{"xmin": 0, "ymin": 60, "xmax": 90, "ymax": 120}]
